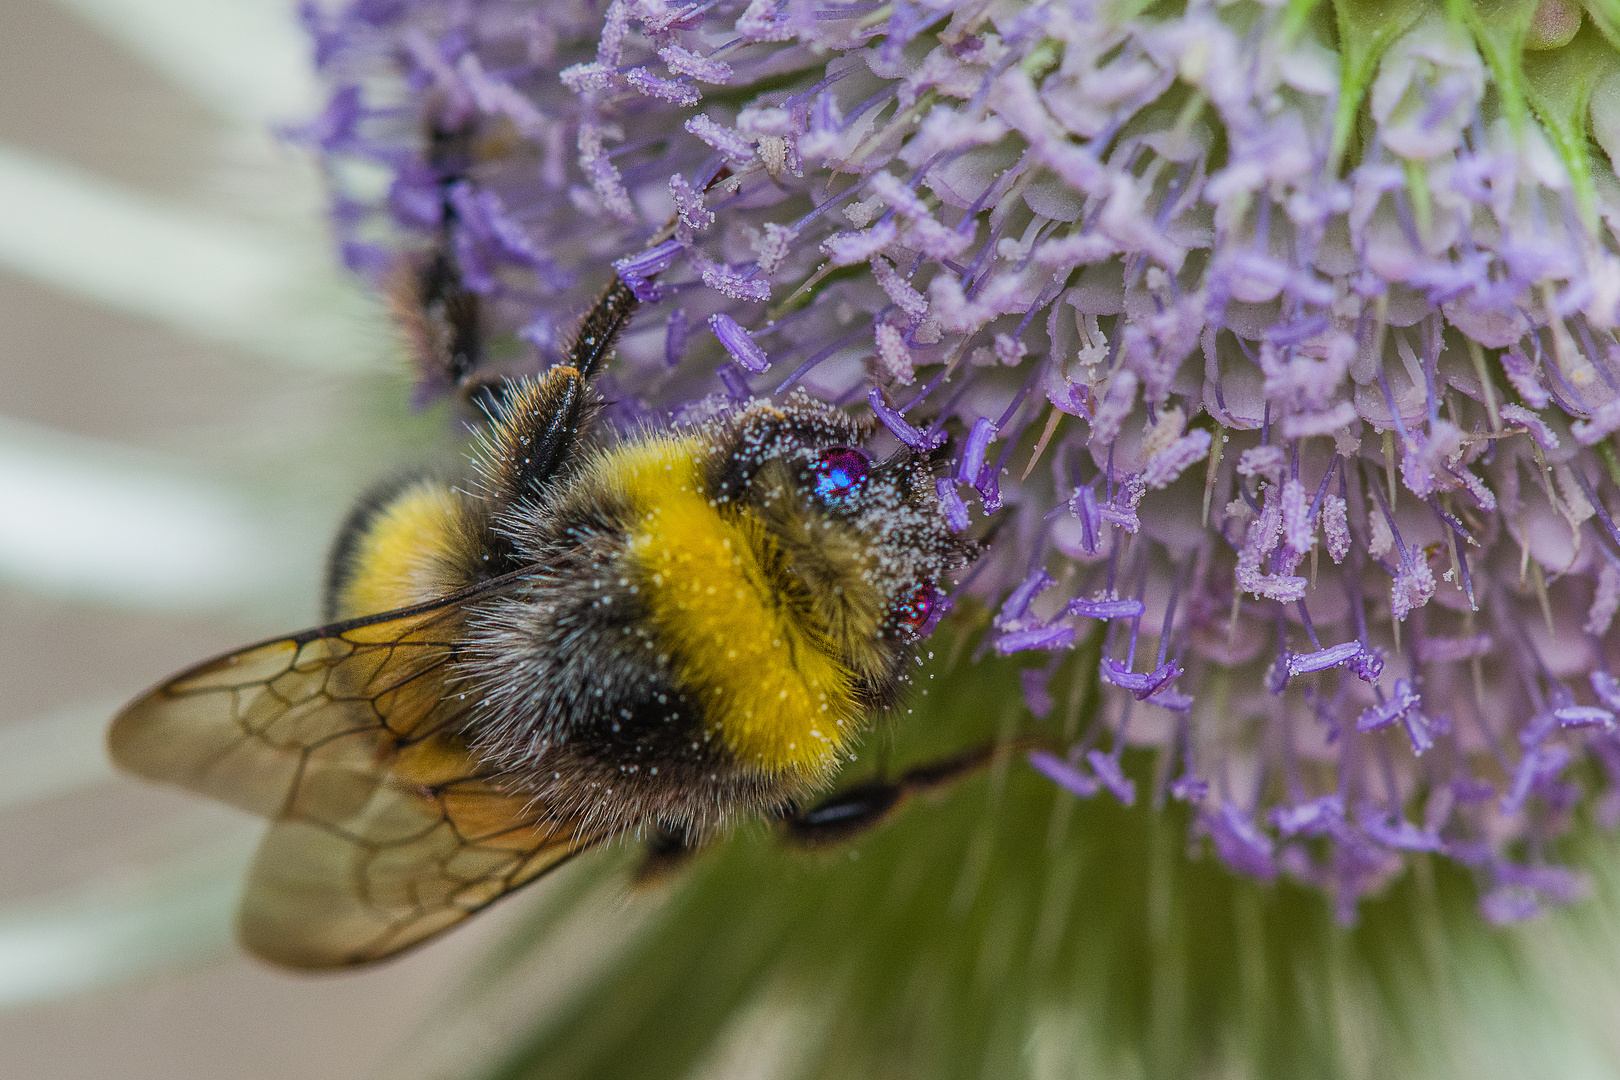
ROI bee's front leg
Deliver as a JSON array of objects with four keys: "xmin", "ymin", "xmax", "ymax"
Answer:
[
  {"xmin": 632, "ymin": 822, "xmax": 703, "ymax": 884},
  {"xmin": 780, "ymin": 739, "xmax": 1039, "ymax": 848}
]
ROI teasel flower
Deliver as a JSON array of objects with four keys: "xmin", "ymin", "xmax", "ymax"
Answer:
[{"xmin": 295, "ymin": 0, "xmax": 1620, "ymax": 1074}]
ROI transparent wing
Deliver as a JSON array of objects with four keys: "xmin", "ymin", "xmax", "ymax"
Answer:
[
  {"xmin": 109, "ymin": 596, "xmax": 469, "ymax": 817},
  {"xmin": 108, "ymin": 572, "xmax": 606, "ymax": 968},
  {"xmin": 236, "ymin": 726, "xmax": 599, "ymax": 968}
]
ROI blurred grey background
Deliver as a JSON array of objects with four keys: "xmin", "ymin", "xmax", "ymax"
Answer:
[{"xmin": 0, "ymin": 1, "xmax": 548, "ymax": 1075}]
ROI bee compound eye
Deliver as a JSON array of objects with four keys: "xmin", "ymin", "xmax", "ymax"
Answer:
[
  {"xmin": 811, "ymin": 447, "xmax": 869, "ymax": 502},
  {"xmin": 894, "ymin": 585, "xmax": 934, "ymax": 631}
]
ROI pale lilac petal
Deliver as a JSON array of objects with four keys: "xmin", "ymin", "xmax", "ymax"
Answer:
[
  {"xmin": 709, "ymin": 313, "xmax": 769, "ymax": 372},
  {"xmin": 1068, "ymin": 596, "xmax": 1145, "ymax": 619},
  {"xmin": 1028, "ymin": 751, "xmax": 1099, "ymax": 797},
  {"xmin": 868, "ymin": 388, "xmax": 945, "ymax": 451}
]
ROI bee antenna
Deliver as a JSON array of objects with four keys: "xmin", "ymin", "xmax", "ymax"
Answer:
[
  {"xmin": 972, "ymin": 505, "xmax": 1016, "ymax": 547},
  {"xmin": 920, "ymin": 436, "xmax": 955, "ymax": 471}
]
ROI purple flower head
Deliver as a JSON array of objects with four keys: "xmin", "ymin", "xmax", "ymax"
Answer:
[{"xmin": 304, "ymin": 0, "xmax": 1620, "ymax": 923}]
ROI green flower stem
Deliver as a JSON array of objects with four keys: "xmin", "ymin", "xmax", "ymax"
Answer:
[
  {"xmin": 1330, "ymin": 0, "xmax": 1427, "ymax": 174},
  {"xmin": 1523, "ymin": 24, "xmax": 1620, "ymax": 224},
  {"xmin": 1587, "ymin": 0, "xmax": 1620, "ymax": 50},
  {"xmin": 1456, "ymin": 0, "xmax": 1539, "ymax": 131},
  {"xmin": 1281, "ymin": 0, "xmax": 1329, "ymax": 46},
  {"xmin": 1599, "ymin": 438, "xmax": 1620, "ymax": 487}
]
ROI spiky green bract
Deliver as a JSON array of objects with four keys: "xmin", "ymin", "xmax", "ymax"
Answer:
[{"xmin": 395, "ymin": 614, "xmax": 1620, "ymax": 1080}]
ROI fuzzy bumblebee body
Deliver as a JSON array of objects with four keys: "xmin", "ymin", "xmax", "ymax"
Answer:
[
  {"xmin": 109, "ymin": 279, "xmax": 965, "ymax": 968},
  {"xmin": 336, "ymin": 385, "xmax": 958, "ymax": 832}
]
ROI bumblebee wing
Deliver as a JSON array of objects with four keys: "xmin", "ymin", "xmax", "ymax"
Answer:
[
  {"xmin": 107, "ymin": 579, "xmax": 506, "ymax": 817},
  {"xmin": 238, "ymin": 729, "xmax": 601, "ymax": 968},
  {"xmin": 110, "ymin": 570, "xmax": 603, "ymax": 968}
]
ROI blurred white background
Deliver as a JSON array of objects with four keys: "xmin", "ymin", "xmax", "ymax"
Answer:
[{"xmin": 0, "ymin": 1, "xmax": 550, "ymax": 1075}]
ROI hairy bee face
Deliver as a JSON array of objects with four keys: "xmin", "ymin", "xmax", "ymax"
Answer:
[{"xmin": 459, "ymin": 394, "xmax": 970, "ymax": 838}]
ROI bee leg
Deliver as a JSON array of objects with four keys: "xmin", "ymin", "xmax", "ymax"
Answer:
[
  {"xmin": 476, "ymin": 365, "xmax": 597, "ymax": 504},
  {"xmin": 632, "ymin": 823, "xmax": 702, "ymax": 885},
  {"xmin": 782, "ymin": 740, "xmax": 1031, "ymax": 848},
  {"xmin": 429, "ymin": 260, "xmax": 483, "ymax": 388},
  {"xmin": 460, "ymin": 273, "xmax": 644, "ymax": 424}
]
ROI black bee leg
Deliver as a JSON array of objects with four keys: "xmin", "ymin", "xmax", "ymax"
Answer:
[
  {"xmin": 782, "ymin": 739, "xmax": 1037, "ymax": 848},
  {"xmin": 474, "ymin": 364, "xmax": 598, "ymax": 504},
  {"xmin": 633, "ymin": 823, "xmax": 702, "ymax": 884}
]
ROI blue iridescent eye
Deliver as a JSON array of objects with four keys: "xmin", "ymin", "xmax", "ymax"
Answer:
[{"xmin": 811, "ymin": 447, "xmax": 868, "ymax": 501}]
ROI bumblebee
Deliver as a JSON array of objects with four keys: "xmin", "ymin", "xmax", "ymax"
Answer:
[{"xmin": 109, "ymin": 270, "xmax": 972, "ymax": 969}]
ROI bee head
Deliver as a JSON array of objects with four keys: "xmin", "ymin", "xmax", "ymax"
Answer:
[{"xmin": 706, "ymin": 395, "xmax": 973, "ymax": 707}]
